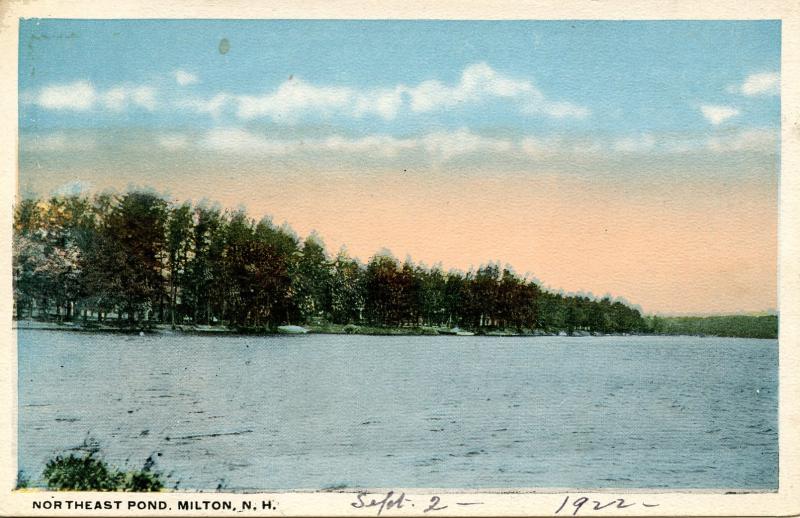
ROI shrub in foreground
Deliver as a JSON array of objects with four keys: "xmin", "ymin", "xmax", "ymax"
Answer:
[{"xmin": 43, "ymin": 454, "xmax": 162, "ymax": 491}]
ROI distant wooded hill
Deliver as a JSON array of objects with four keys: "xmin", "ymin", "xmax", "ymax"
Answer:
[{"xmin": 646, "ymin": 315, "xmax": 778, "ymax": 339}]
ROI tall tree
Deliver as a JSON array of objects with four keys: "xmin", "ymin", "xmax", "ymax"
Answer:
[
  {"xmin": 99, "ymin": 192, "xmax": 168, "ymax": 325},
  {"xmin": 293, "ymin": 233, "xmax": 332, "ymax": 322},
  {"xmin": 329, "ymin": 250, "xmax": 365, "ymax": 324},
  {"xmin": 365, "ymin": 252, "xmax": 401, "ymax": 325},
  {"xmin": 166, "ymin": 203, "xmax": 194, "ymax": 327}
]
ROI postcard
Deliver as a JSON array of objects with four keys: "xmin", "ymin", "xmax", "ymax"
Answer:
[{"xmin": 1, "ymin": 1, "xmax": 799, "ymax": 516}]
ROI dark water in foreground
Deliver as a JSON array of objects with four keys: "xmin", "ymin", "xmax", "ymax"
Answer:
[{"xmin": 18, "ymin": 331, "xmax": 777, "ymax": 490}]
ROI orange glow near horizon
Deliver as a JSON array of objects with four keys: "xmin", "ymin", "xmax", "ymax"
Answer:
[{"xmin": 23, "ymin": 163, "xmax": 777, "ymax": 316}]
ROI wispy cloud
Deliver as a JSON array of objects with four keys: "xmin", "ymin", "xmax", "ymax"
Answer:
[
  {"xmin": 157, "ymin": 133, "xmax": 190, "ymax": 150},
  {"xmin": 21, "ymin": 131, "xmax": 97, "ymax": 152},
  {"xmin": 319, "ymin": 134, "xmax": 417, "ymax": 157},
  {"xmin": 201, "ymin": 127, "xmax": 301, "ymax": 155},
  {"xmin": 700, "ymin": 105, "xmax": 740, "ymax": 125},
  {"xmin": 526, "ymin": 129, "xmax": 777, "ymax": 157},
  {"xmin": 174, "ymin": 69, "xmax": 199, "ymax": 86},
  {"xmin": 706, "ymin": 128, "xmax": 778, "ymax": 153},
  {"xmin": 613, "ymin": 133, "xmax": 656, "ymax": 153},
  {"xmin": 421, "ymin": 128, "xmax": 512, "ymax": 160},
  {"xmin": 24, "ymin": 125, "xmax": 775, "ymax": 161},
  {"xmin": 160, "ymin": 126, "xmax": 777, "ymax": 161},
  {"xmin": 519, "ymin": 136, "xmax": 602, "ymax": 156},
  {"xmin": 538, "ymin": 101, "xmax": 590, "ymax": 119},
  {"xmin": 728, "ymin": 72, "xmax": 780, "ymax": 96},
  {"xmin": 194, "ymin": 127, "xmax": 512, "ymax": 160}
]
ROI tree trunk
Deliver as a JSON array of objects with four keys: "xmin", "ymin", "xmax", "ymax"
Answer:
[{"xmin": 170, "ymin": 279, "xmax": 177, "ymax": 329}]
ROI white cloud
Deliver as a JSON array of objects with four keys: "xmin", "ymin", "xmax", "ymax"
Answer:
[
  {"xmin": 353, "ymin": 87, "xmax": 405, "ymax": 120},
  {"xmin": 195, "ymin": 126, "xmax": 778, "ymax": 161},
  {"xmin": 407, "ymin": 62, "xmax": 537, "ymax": 112},
  {"xmin": 237, "ymin": 79, "xmax": 352, "ymax": 120},
  {"xmin": 32, "ymin": 81, "xmax": 157, "ymax": 112},
  {"xmin": 202, "ymin": 127, "xmax": 301, "ymax": 155},
  {"xmin": 175, "ymin": 70, "xmax": 199, "ymax": 86},
  {"xmin": 700, "ymin": 105, "xmax": 740, "ymax": 125},
  {"xmin": 519, "ymin": 136, "xmax": 550, "ymax": 157},
  {"xmin": 520, "ymin": 130, "xmax": 776, "ymax": 157},
  {"xmin": 729, "ymin": 72, "xmax": 780, "ymax": 96},
  {"xmin": 320, "ymin": 134, "xmax": 416, "ymax": 157},
  {"xmin": 180, "ymin": 63, "xmax": 588, "ymax": 122},
  {"xmin": 198, "ymin": 127, "xmax": 512, "ymax": 160},
  {"xmin": 32, "ymin": 64, "xmax": 587, "ymax": 123},
  {"xmin": 406, "ymin": 80, "xmax": 449, "ymax": 112},
  {"xmin": 659, "ymin": 137, "xmax": 701, "ymax": 154},
  {"xmin": 157, "ymin": 133, "xmax": 190, "ymax": 150},
  {"xmin": 130, "ymin": 87, "xmax": 157, "ymax": 110},
  {"xmin": 102, "ymin": 87, "xmax": 128, "ymax": 111},
  {"xmin": 36, "ymin": 81, "xmax": 97, "ymax": 111},
  {"xmin": 406, "ymin": 62, "xmax": 587, "ymax": 119},
  {"xmin": 540, "ymin": 101, "xmax": 590, "ymax": 119},
  {"xmin": 25, "ymin": 126, "xmax": 777, "ymax": 164},
  {"xmin": 421, "ymin": 128, "xmax": 512, "ymax": 160},
  {"xmin": 706, "ymin": 128, "xmax": 778, "ymax": 153},
  {"xmin": 203, "ymin": 131, "xmax": 416, "ymax": 157},
  {"xmin": 102, "ymin": 86, "xmax": 157, "ymax": 111},
  {"xmin": 613, "ymin": 133, "xmax": 656, "ymax": 153},
  {"xmin": 176, "ymin": 93, "xmax": 232, "ymax": 118},
  {"xmin": 520, "ymin": 135, "xmax": 602, "ymax": 156}
]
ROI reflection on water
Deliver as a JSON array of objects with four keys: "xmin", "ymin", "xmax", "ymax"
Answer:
[{"xmin": 18, "ymin": 331, "xmax": 777, "ymax": 490}]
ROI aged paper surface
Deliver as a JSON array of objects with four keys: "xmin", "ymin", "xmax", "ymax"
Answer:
[{"xmin": 1, "ymin": 0, "xmax": 799, "ymax": 516}]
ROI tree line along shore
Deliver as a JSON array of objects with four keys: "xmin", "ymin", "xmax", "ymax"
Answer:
[{"xmin": 12, "ymin": 190, "xmax": 776, "ymax": 339}]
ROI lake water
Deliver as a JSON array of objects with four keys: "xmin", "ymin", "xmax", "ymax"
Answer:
[{"xmin": 17, "ymin": 330, "xmax": 778, "ymax": 491}]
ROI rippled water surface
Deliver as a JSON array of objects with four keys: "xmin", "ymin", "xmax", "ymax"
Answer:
[{"xmin": 18, "ymin": 331, "xmax": 777, "ymax": 490}]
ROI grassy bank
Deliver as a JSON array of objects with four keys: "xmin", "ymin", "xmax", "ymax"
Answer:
[
  {"xmin": 14, "ymin": 316, "xmax": 778, "ymax": 339},
  {"xmin": 14, "ymin": 320, "xmax": 527, "ymax": 336}
]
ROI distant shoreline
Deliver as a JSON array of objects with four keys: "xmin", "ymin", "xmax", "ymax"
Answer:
[{"xmin": 12, "ymin": 319, "xmax": 777, "ymax": 340}]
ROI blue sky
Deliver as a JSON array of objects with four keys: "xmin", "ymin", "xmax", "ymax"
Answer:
[
  {"xmin": 16, "ymin": 20, "xmax": 781, "ymax": 314},
  {"xmin": 19, "ymin": 20, "xmax": 780, "ymax": 138}
]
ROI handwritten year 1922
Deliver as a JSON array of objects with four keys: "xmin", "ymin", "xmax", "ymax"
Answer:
[{"xmin": 555, "ymin": 495, "xmax": 659, "ymax": 515}]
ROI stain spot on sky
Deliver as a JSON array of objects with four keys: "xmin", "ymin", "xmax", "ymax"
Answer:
[{"xmin": 219, "ymin": 38, "xmax": 230, "ymax": 55}]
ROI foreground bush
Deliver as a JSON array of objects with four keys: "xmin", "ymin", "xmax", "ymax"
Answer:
[{"xmin": 43, "ymin": 454, "xmax": 162, "ymax": 491}]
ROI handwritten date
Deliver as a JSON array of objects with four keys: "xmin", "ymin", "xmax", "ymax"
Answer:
[
  {"xmin": 555, "ymin": 495, "xmax": 659, "ymax": 515},
  {"xmin": 351, "ymin": 491, "xmax": 481, "ymax": 516},
  {"xmin": 350, "ymin": 491, "xmax": 657, "ymax": 516}
]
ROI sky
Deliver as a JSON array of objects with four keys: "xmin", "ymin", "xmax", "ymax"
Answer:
[{"xmin": 17, "ymin": 19, "xmax": 780, "ymax": 315}]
